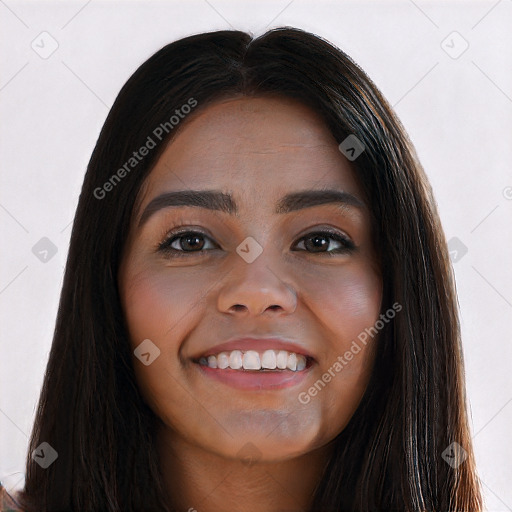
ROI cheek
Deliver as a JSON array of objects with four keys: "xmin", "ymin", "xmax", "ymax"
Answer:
[
  {"xmin": 299, "ymin": 260, "xmax": 382, "ymax": 346},
  {"xmin": 295, "ymin": 260, "xmax": 382, "ymax": 420},
  {"xmin": 121, "ymin": 264, "xmax": 206, "ymax": 345},
  {"xmin": 119, "ymin": 262, "xmax": 209, "ymax": 414},
  {"xmin": 334, "ymin": 268, "xmax": 382, "ymax": 352}
]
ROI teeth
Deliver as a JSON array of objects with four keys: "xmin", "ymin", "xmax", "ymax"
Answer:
[
  {"xmin": 242, "ymin": 351, "xmax": 260, "ymax": 370},
  {"xmin": 217, "ymin": 352, "xmax": 229, "ymax": 369},
  {"xmin": 199, "ymin": 349, "xmax": 308, "ymax": 372},
  {"xmin": 276, "ymin": 350, "xmax": 288, "ymax": 369},
  {"xmin": 286, "ymin": 353, "xmax": 297, "ymax": 371},
  {"xmin": 229, "ymin": 350, "xmax": 243, "ymax": 370},
  {"xmin": 261, "ymin": 350, "xmax": 277, "ymax": 369}
]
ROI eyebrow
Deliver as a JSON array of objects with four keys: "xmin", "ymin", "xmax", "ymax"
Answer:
[{"xmin": 137, "ymin": 188, "xmax": 366, "ymax": 229}]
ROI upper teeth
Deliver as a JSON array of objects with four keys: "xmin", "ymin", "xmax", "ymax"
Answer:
[{"xmin": 198, "ymin": 350, "xmax": 307, "ymax": 371}]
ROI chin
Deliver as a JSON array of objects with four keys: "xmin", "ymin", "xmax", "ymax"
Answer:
[{"xmin": 208, "ymin": 417, "xmax": 325, "ymax": 462}]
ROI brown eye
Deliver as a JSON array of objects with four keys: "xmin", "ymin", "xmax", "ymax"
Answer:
[
  {"xmin": 157, "ymin": 228, "xmax": 355, "ymax": 259},
  {"xmin": 293, "ymin": 230, "xmax": 355, "ymax": 255},
  {"xmin": 158, "ymin": 231, "xmax": 217, "ymax": 256}
]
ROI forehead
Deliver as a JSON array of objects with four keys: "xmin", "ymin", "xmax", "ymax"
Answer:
[{"xmin": 137, "ymin": 96, "xmax": 362, "ymax": 213}]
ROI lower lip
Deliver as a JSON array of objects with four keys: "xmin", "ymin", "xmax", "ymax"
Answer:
[{"xmin": 194, "ymin": 362, "xmax": 312, "ymax": 390}]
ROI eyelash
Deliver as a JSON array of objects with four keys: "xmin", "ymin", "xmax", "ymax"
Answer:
[{"xmin": 156, "ymin": 226, "xmax": 356, "ymax": 258}]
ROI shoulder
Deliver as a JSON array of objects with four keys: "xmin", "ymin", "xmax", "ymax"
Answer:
[{"xmin": 0, "ymin": 484, "xmax": 24, "ymax": 512}]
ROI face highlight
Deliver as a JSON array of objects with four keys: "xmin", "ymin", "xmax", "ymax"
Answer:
[{"xmin": 118, "ymin": 96, "xmax": 382, "ymax": 463}]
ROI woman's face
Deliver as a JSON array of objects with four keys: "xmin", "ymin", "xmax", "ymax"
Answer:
[{"xmin": 118, "ymin": 96, "xmax": 382, "ymax": 462}]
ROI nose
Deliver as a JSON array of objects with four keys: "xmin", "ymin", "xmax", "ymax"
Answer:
[{"xmin": 217, "ymin": 253, "xmax": 297, "ymax": 316}]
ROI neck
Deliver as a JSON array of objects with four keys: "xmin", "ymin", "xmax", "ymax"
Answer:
[{"xmin": 157, "ymin": 427, "xmax": 334, "ymax": 512}]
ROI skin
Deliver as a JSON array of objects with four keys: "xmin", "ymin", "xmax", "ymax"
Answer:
[{"xmin": 118, "ymin": 96, "xmax": 383, "ymax": 512}]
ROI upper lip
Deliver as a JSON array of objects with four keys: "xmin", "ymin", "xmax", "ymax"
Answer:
[{"xmin": 193, "ymin": 336, "xmax": 316, "ymax": 361}]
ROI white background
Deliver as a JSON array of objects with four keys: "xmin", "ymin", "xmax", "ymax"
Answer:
[{"xmin": 1, "ymin": 0, "xmax": 511, "ymax": 509}]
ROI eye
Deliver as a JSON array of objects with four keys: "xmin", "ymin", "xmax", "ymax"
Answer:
[
  {"xmin": 158, "ymin": 230, "xmax": 217, "ymax": 257},
  {"xmin": 157, "ymin": 227, "xmax": 355, "ymax": 258},
  {"xmin": 293, "ymin": 229, "xmax": 355, "ymax": 256}
]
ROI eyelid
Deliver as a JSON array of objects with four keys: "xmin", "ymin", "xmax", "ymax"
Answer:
[
  {"xmin": 295, "ymin": 225, "xmax": 353, "ymax": 243},
  {"xmin": 292, "ymin": 227, "xmax": 356, "ymax": 253},
  {"xmin": 156, "ymin": 223, "xmax": 356, "ymax": 257},
  {"xmin": 154, "ymin": 224, "xmax": 215, "ymax": 251},
  {"xmin": 157, "ymin": 221, "xmax": 354, "ymax": 243}
]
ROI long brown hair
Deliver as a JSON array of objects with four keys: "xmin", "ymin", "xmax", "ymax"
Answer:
[{"xmin": 17, "ymin": 27, "xmax": 482, "ymax": 511}]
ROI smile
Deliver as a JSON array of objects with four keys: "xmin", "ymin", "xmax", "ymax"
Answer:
[
  {"xmin": 193, "ymin": 349, "xmax": 315, "ymax": 391},
  {"xmin": 197, "ymin": 349, "xmax": 310, "ymax": 372}
]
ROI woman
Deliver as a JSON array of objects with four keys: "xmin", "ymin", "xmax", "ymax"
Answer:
[{"xmin": 3, "ymin": 27, "xmax": 483, "ymax": 511}]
